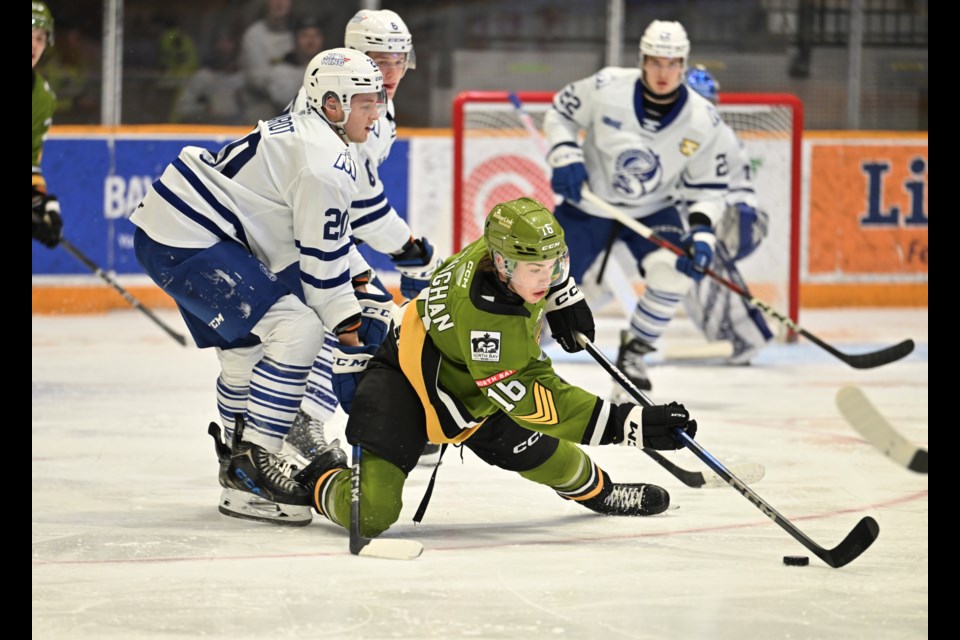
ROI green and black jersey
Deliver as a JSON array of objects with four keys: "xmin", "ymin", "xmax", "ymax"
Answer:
[
  {"xmin": 400, "ymin": 238, "xmax": 613, "ymax": 445},
  {"xmin": 32, "ymin": 69, "xmax": 56, "ymax": 191}
]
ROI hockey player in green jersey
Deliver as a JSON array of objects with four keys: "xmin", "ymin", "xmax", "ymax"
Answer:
[
  {"xmin": 295, "ymin": 197, "xmax": 699, "ymax": 539},
  {"xmin": 32, "ymin": 1, "xmax": 61, "ymax": 249}
]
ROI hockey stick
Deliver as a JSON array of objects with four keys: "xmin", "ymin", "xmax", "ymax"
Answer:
[
  {"xmin": 349, "ymin": 445, "xmax": 423, "ymax": 560},
  {"xmin": 836, "ymin": 385, "xmax": 928, "ymax": 473},
  {"xmin": 57, "ymin": 236, "xmax": 188, "ymax": 346},
  {"xmin": 575, "ymin": 331, "xmax": 880, "ymax": 568},
  {"xmin": 578, "ymin": 187, "xmax": 914, "ymax": 369},
  {"xmin": 509, "ymin": 91, "xmax": 619, "ymax": 292}
]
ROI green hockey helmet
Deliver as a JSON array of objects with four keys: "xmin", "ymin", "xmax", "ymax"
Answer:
[
  {"xmin": 32, "ymin": 1, "xmax": 54, "ymax": 46},
  {"xmin": 484, "ymin": 197, "xmax": 569, "ymax": 284}
]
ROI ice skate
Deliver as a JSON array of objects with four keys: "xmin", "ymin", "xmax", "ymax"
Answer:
[
  {"xmin": 218, "ymin": 415, "xmax": 312, "ymax": 526},
  {"xmin": 615, "ymin": 329, "xmax": 655, "ymax": 392},
  {"xmin": 580, "ymin": 481, "xmax": 670, "ymax": 516},
  {"xmin": 282, "ymin": 408, "xmax": 329, "ymax": 467}
]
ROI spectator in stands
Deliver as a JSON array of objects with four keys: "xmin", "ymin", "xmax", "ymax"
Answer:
[
  {"xmin": 239, "ymin": 0, "xmax": 294, "ymax": 123},
  {"xmin": 267, "ymin": 15, "xmax": 324, "ymax": 114},
  {"xmin": 172, "ymin": 27, "xmax": 247, "ymax": 125}
]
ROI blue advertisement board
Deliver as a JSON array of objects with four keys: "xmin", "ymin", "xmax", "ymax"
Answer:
[{"xmin": 32, "ymin": 135, "xmax": 410, "ymax": 277}]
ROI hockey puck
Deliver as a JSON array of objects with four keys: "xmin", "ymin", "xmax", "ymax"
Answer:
[{"xmin": 783, "ymin": 555, "xmax": 809, "ymax": 566}]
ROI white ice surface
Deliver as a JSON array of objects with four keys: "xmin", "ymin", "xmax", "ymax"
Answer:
[{"xmin": 32, "ymin": 308, "xmax": 928, "ymax": 639}]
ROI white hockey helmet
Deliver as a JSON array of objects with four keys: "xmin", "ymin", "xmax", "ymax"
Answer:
[
  {"xmin": 639, "ymin": 20, "xmax": 690, "ymax": 73},
  {"xmin": 302, "ymin": 48, "xmax": 386, "ymax": 126},
  {"xmin": 344, "ymin": 9, "xmax": 416, "ymax": 70}
]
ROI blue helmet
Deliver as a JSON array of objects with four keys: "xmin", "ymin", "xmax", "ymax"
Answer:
[{"xmin": 685, "ymin": 65, "xmax": 719, "ymax": 105}]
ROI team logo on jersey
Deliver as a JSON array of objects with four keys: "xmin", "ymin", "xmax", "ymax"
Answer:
[
  {"xmin": 612, "ymin": 148, "xmax": 662, "ymax": 198},
  {"xmin": 334, "ymin": 149, "xmax": 357, "ymax": 180},
  {"xmin": 679, "ymin": 138, "xmax": 700, "ymax": 157},
  {"xmin": 470, "ymin": 331, "xmax": 501, "ymax": 361}
]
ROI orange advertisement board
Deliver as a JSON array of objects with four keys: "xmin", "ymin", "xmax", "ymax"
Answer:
[{"xmin": 807, "ymin": 137, "xmax": 928, "ymax": 280}]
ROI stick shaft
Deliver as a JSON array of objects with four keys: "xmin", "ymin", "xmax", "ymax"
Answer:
[{"xmin": 58, "ymin": 236, "xmax": 188, "ymax": 346}]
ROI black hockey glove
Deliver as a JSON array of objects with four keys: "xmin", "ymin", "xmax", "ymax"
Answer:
[
  {"xmin": 611, "ymin": 401, "xmax": 697, "ymax": 450},
  {"xmin": 544, "ymin": 277, "xmax": 594, "ymax": 353},
  {"xmin": 32, "ymin": 186, "xmax": 62, "ymax": 249},
  {"xmin": 390, "ymin": 236, "xmax": 443, "ymax": 300}
]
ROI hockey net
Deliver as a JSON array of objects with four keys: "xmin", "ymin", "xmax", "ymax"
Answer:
[{"xmin": 452, "ymin": 91, "xmax": 802, "ymax": 338}]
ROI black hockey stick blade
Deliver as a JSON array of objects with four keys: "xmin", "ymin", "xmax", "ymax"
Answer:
[
  {"xmin": 58, "ymin": 236, "xmax": 189, "ymax": 346},
  {"xmin": 836, "ymin": 385, "xmax": 928, "ymax": 473},
  {"xmin": 349, "ymin": 446, "xmax": 423, "ymax": 560},
  {"xmin": 801, "ymin": 330, "xmax": 914, "ymax": 369},
  {"xmin": 577, "ymin": 188, "xmax": 913, "ymax": 370},
  {"xmin": 677, "ymin": 430, "xmax": 880, "ymax": 568},
  {"xmin": 576, "ymin": 331, "xmax": 879, "ymax": 567},
  {"xmin": 642, "ymin": 448, "xmax": 765, "ymax": 488}
]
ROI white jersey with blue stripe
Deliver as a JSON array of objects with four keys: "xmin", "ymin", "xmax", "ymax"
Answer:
[
  {"xmin": 543, "ymin": 66, "xmax": 728, "ymax": 225},
  {"xmin": 291, "ymin": 89, "xmax": 412, "ymax": 254},
  {"xmin": 130, "ymin": 109, "xmax": 363, "ymax": 332}
]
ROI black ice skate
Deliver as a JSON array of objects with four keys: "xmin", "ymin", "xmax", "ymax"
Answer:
[
  {"xmin": 282, "ymin": 408, "xmax": 329, "ymax": 467},
  {"xmin": 580, "ymin": 481, "xmax": 670, "ymax": 517},
  {"xmin": 293, "ymin": 442, "xmax": 348, "ymax": 518},
  {"xmin": 218, "ymin": 415, "xmax": 312, "ymax": 526}
]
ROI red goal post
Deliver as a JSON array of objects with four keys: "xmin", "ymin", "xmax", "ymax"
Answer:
[{"xmin": 452, "ymin": 90, "xmax": 802, "ymax": 335}]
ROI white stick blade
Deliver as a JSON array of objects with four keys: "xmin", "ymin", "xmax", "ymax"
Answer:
[
  {"xmin": 836, "ymin": 385, "xmax": 927, "ymax": 473},
  {"xmin": 356, "ymin": 539, "xmax": 424, "ymax": 560}
]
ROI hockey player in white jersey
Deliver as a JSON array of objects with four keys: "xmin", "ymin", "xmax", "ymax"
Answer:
[
  {"xmin": 544, "ymin": 19, "xmax": 729, "ymax": 391},
  {"xmin": 130, "ymin": 48, "xmax": 392, "ymax": 526},
  {"xmin": 681, "ymin": 65, "xmax": 773, "ymax": 364},
  {"xmin": 282, "ymin": 9, "xmax": 442, "ymax": 465}
]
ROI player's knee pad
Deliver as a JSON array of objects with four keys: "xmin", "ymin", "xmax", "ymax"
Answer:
[
  {"xmin": 252, "ymin": 294, "xmax": 325, "ymax": 366},
  {"xmin": 216, "ymin": 345, "xmax": 263, "ymax": 387},
  {"xmin": 642, "ymin": 248, "xmax": 693, "ymax": 295}
]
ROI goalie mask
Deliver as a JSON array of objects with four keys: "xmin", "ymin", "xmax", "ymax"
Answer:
[
  {"xmin": 345, "ymin": 9, "xmax": 416, "ymax": 72},
  {"xmin": 639, "ymin": 20, "xmax": 690, "ymax": 75},
  {"xmin": 686, "ymin": 65, "xmax": 719, "ymax": 105},
  {"xmin": 484, "ymin": 197, "xmax": 569, "ymax": 287},
  {"xmin": 303, "ymin": 48, "xmax": 387, "ymax": 126}
]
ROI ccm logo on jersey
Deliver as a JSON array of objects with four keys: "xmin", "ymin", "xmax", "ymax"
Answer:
[{"xmin": 470, "ymin": 331, "xmax": 501, "ymax": 361}]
